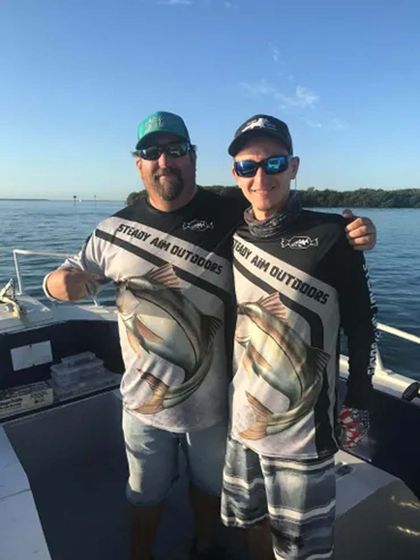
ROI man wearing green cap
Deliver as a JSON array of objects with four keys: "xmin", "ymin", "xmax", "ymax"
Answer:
[{"xmin": 43, "ymin": 111, "xmax": 376, "ymax": 560}]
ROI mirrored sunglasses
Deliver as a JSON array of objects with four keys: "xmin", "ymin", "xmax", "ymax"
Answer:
[
  {"xmin": 137, "ymin": 141, "xmax": 191, "ymax": 161},
  {"xmin": 234, "ymin": 155, "xmax": 290, "ymax": 178}
]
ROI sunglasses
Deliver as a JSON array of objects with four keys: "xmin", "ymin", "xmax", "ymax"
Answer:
[
  {"xmin": 234, "ymin": 155, "xmax": 291, "ymax": 178},
  {"xmin": 137, "ymin": 141, "xmax": 191, "ymax": 161}
]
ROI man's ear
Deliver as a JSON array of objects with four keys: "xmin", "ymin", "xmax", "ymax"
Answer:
[
  {"xmin": 135, "ymin": 157, "xmax": 142, "ymax": 172},
  {"xmin": 189, "ymin": 147, "xmax": 197, "ymax": 163},
  {"xmin": 290, "ymin": 156, "xmax": 300, "ymax": 179}
]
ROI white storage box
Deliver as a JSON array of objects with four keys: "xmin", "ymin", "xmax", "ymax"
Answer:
[
  {"xmin": 61, "ymin": 351, "xmax": 96, "ymax": 366},
  {"xmin": 50, "ymin": 354, "xmax": 104, "ymax": 387}
]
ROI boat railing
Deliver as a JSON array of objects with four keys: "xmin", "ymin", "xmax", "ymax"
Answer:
[
  {"xmin": 375, "ymin": 322, "xmax": 420, "ymax": 370},
  {"xmin": 12, "ymin": 249, "xmax": 101, "ymax": 306},
  {"xmin": 339, "ymin": 321, "xmax": 420, "ymax": 402},
  {"xmin": 376, "ymin": 323, "xmax": 420, "ymax": 371}
]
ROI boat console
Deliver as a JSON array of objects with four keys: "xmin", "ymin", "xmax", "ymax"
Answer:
[{"xmin": 0, "ymin": 293, "xmax": 123, "ymax": 420}]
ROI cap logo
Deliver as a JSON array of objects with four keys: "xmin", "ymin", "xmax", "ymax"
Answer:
[
  {"xmin": 242, "ymin": 117, "xmax": 277, "ymax": 132},
  {"xmin": 145, "ymin": 115, "xmax": 165, "ymax": 133}
]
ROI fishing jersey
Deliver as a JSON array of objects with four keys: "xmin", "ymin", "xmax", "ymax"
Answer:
[
  {"xmin": 230, "ymin": 210, "xmax": 377, "ymax": 459},
  {"xmin": 57, "ymin": 188, "xmax": 246, "ymax": 433}
]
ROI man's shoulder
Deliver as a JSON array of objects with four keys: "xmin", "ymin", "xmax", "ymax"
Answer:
[
  {"xmin": 200, "ymin": 186, "xmax": 245, "ymax": 204},
  {"xmin": 112, "ymin": 199, "xmax": 147, "ymax": 220},
  {"xmin": 300, "ymin": 209, "xmax": 345, "ymax": 225},
  {"xmin": 94, "ymin": 200, "xmax": 146, "ymax": 225},
  {"xmin": 86, "ymin": 200, "xmax": 148, "ymax": 238},
  {"xmin": 299, "ymin": 209, "xmax": 347, "ymax": 234},
  {"xmin": 197, "ymin": 187, "xmax": 246, "ymax": 222},
  {"xmin": 296, "ymin": 210, "xmax": 349, "ymax": 250},
  {"xmin": 234, "ymin": 210, "xmax": 346, "ymax": 239}
]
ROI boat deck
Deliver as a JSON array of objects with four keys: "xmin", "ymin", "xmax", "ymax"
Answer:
[{"xmin": 2, "ymin": 390, "xmax": 419, "ymax": 560}]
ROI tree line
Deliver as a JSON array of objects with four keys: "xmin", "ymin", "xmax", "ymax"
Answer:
[{"xmin": 126, "ymin": 187, "xmax": 420, "ymax": 208}]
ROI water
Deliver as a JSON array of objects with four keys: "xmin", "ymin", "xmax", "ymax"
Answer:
[{"xmin": 0, "ymin": 200, "xmax": 419, "ymax": 380}]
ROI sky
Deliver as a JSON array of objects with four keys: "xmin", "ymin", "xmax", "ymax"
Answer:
[{"xmin": 1, "ymin": 0, "xmax": 420, "ymax": 200}]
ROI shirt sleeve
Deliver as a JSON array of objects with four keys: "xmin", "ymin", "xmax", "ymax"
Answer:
[
  {"xmin": 331, "ymin": 225, "xmax": 378, "ymax": 409},
  {"xmin": 61, "ymin": 233, "xmax": 107, "ymax": 276},
  {"xmin": 42, "ymin": 231, "xmax": 111, "ymax": 300}
]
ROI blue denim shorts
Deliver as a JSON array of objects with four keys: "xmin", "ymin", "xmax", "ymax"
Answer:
[{"xmin": 122, "ymin": 409, "xmax": 228, "ymax": 506}]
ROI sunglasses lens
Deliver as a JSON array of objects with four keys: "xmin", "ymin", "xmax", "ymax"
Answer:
[
  {"xmin": 139, "ymin": 146, "xmax": 161, "ymax": 160},
  {"xmin": 166, "ymin": 142, "xmax": 189, "ymax": 158},
  {"xmin": 138, "ymin": 142, "xmax": 190, "ymax": 160},
  {"xmin": 234, "ymin": 155, "xmax": 290, "ymax": 177},
  {"xmin": 234, "ymin": 160, "xmax": 258, "ymax": 177},
  {"xmin": 264, "ymin": 156, "xmax": 289, "ymax": 174}
]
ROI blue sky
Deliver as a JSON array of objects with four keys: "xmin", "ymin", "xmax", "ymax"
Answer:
[{"xmin": 1, "ymin": 0, "xmax": 419, "ymax": 200}]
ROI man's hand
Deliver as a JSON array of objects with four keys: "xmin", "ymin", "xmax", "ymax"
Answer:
[
  {"xmin": 337, "ymin": 405, "xmax": 370, "ymax": 450},
  {"xmin": 342, "ymin": 209, "xmax": 376, "ymax": 251},
  {"xmin": 45, "ymin": 268, "xmax": 104, "ymax": 301}
]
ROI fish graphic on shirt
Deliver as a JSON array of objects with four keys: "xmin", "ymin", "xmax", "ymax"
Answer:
[
  {"xmin": 235, "ymin": 292, "xmax": 330, "ymax": 440},
  {"xmin": 117, "ymin": 264, "xmax": 221, "ymax": 414}
]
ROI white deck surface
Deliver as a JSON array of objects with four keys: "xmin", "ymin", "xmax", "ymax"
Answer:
[{"xmin": 0, "ymin": 427, "xmax": 51, "ymax": 559}]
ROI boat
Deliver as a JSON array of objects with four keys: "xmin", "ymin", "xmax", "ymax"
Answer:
[{"xmin": 1, "ymin": 249, "xmax": 419, "ymax": 560}]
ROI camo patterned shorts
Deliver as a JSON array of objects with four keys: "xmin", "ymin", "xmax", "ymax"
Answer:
[{"xmin": 221, "ymin": 437, "xmax": 336, "ymax": 560}]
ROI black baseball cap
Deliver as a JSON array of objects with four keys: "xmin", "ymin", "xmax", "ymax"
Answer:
[{"xmin": 228, "ymin": 114, "xmax": 293, "ymax": 156}]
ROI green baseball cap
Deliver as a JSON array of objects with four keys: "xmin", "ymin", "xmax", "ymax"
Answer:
[{"xmin": 135, "ymin": 111, "xmax": 190, "ymax": 150}]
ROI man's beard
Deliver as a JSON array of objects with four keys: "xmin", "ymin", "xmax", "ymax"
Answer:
[{"xmin": 152, "ymin": 169, "xmax": 184, "ymax": 201}]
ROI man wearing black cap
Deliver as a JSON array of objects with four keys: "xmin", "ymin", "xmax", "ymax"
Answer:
[
  {"xmin": 44, "ymin": 111, "xmax": 376, "ymax": 560},
  {"xmin": 221, "ymin": 115, "xmax": 377, "ymax": 560}
]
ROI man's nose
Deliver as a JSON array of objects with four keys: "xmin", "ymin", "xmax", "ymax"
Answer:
[
  {"xmin": 253, "ymin": 167, "xmax": 269, "ymax": 185},
  {"xmin": 158, "ymin": 151, "xmax": 171, "ymax": 166}
]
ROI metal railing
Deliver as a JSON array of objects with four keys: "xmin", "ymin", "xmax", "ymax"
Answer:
[
  {"xmin": 375, "ymin": 322, "xmax": 420, "ymax": 372},
  {"xmin": 13, "ymin": 249, "xmax": 71, "ymax": 295},
  {"xmin": 12, "ymin": 249, "xmax": 100, "ymax": 306},
  {"xmin": 377, "ymin": 322, "xmax": 420, "ymax": 344}
]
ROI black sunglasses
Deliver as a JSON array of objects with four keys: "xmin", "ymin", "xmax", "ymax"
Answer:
[
  {"xmin": 136, "ymin": 141, "xmax": 191, "ymax": 161},
  {"xmin": 234, "ymin": 155, "xmax": 291, "ymax": 178}
]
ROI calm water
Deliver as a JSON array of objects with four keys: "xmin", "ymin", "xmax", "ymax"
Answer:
[{"xmin": 0, "ymin": 200, "xmax": 419, "ymax": 380}]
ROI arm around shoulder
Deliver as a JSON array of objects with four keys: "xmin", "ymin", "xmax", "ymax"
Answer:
[{"xmin": 342, "ymin": 209, "xmax": 377, "ymax": 251}]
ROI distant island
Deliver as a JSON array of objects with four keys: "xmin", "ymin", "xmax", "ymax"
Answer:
[
  {"xmin": 0, "ymin": 198, "xmax": 123, "ymax": 202},
  {"xmin": 126, "ymin": 187, "xmax": 420, "ymax": 208},
  {"xmin": 0, "ymin": 198, "xmax": 49, "ymax": 201}
]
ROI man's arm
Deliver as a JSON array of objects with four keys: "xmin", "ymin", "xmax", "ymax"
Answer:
[
  {"xmin": 44, "ymin": 268, "xmax": 104, "ymax": 301},
  {"xmin": 333, "ymin": 228, "xmax": 378, "ymax": 448},
  {"xmin": 342, "ymin": 209, "xmax": 377, "ymax": 251},
  {"xmin": 43, "ymin": 233, "xmax": 109, "ymax": 302}
]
